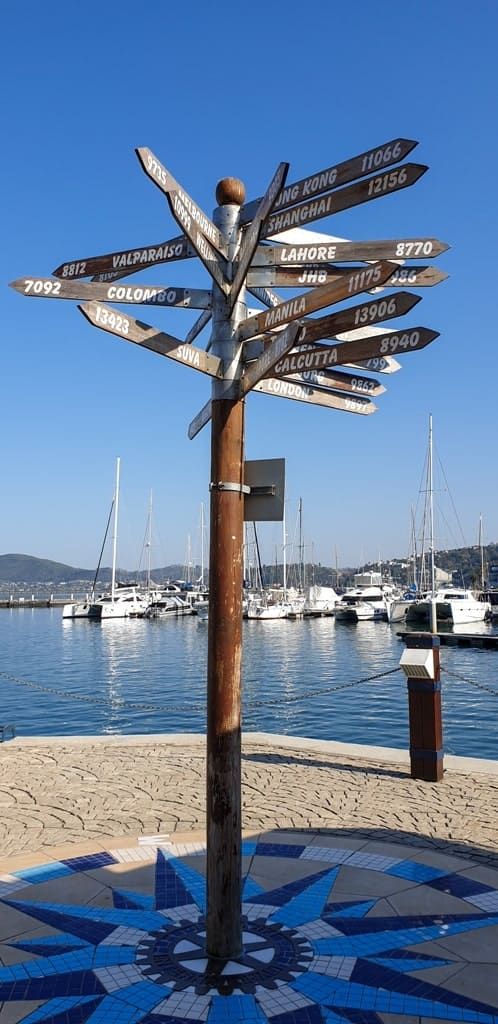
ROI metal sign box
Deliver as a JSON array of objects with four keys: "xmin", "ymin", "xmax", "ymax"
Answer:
[{"xmin": 244, "ymin": 458, "xmax": 285, "ymax": 522}]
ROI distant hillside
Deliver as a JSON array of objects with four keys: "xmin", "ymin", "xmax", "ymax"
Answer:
[
  {"xmin": 2, "ymin": 545, "xmax": 498, "ymax": 588},
  {"xmin": 0, "ymin": 553, "xmax": 200, "ymax": 585},
  {"xmin": 0, "ymin": 554, "xmax": 95, "ymax": 584}
]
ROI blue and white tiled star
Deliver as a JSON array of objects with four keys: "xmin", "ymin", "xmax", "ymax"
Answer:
[{"xmin": 1, "ymin": 840, "xmax": 498, "ymax": 1023}]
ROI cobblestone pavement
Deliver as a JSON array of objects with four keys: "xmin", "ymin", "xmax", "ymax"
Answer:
[{"xmin": 1, "ymin": 734, "xmax": 497, "ymax": 868}]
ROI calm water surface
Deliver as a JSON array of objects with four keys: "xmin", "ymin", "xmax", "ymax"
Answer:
[{"xmin": 0, "ymin": 609, "xmax": 497, "ymax": 759}]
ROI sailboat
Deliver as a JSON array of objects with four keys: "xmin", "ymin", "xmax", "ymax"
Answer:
[
  {"xmin": 385, "ymin": 510, "xmax": 419, "ymax": 624},
  {"xmin": 246, "ymin": 506, "xmax": 305, "ymax": 619},
  {"xmin": 88, "ymin": 458, "xmax": 152, "ymax": 620},
  {"xmin": 405, "ymin": 418, "xmax": 490, "ymax": 627},
  {"xmin": 62, "ymin": 481, "xmax": 115, "ymax": 619}
]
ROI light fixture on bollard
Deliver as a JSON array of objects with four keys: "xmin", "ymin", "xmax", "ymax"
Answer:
[{"xmin": 399, "ymin": 647, "xmax": 435, "ymax": 679}]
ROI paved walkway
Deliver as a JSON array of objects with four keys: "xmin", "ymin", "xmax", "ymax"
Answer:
[
  {"xmin": 1, "ymin": 734, "xmax": 498, "ymax": 1024},
  {"xmin": 1, "ymin": 733, "xmax": 497, "ymax": 866}
]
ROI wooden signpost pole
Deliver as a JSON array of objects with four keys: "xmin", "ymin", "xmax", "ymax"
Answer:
[{"xmin": 206, "ymin": 177, "xmax": 246, "ymax": 959}]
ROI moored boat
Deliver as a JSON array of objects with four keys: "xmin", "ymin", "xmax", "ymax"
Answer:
[
  {"xmin": 406, "ymin": 588, "xmax": 490, "ymax": 626},
  {"xmin": 334, "ymin": 571, "xmax": 398, "ymax": 623}
]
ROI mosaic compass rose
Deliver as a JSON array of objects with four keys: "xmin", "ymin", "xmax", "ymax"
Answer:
[{"xmin": 1, "ymin": 840, "xmax": 498, "ymax": 1023}]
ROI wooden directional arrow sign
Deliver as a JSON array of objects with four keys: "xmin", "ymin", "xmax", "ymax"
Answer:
[
  {"xmin": 135, "ymin": 147, "xmax": 230, "ymax": 295},
  {"xmin": 330, "ymin": 321, "xmax": 403, "ymax": 373},
  {"xmin": 348, "ymin": 355, "xmax": 401, "ymax": 375},
  {"xmin": 247, "ymin": 285, "xmax": 282, "ymax": 309},
  {"xmin": 185, "ymin": 309, "xmax": 212, "ymax": 345},
  {"xmin": 248, "ymin": 264, "xmax": 449, "ymax": 290},
  {"xmin": 251, "ymin": 237, "xmax": 448, "ymax": 267},
  {"xmin": 240, "ymin": 138, "xmax": 418, "ymax": 223},
  {"xmin": 271, "ymin": 327, "xmax": 439, "ymax": 378},
  {"xmin": 282, "ymin": 367, "xmax": 386, "ymax": 397},
  {"xmin": 188, "ymin": 398, "xmax": 213, "ymax": 440},
  {"xmin": 10, "ymin": 277, "xmax": 212, "ymax": 310},
  {"xmin": 238, "ymin": 261, "xmax": 395, "ymax": 342},
  {"xmin": 261, "ymin": 165, "xmax": 428, "ymax": 239},
  {"xmin": 254, "ymin": 378, "xmax": 376, "ymax": 415},
  {"xmin": 229, "ymin": 162, "xmax": 289, "ymax": 311},
  {"xmin": 294, "ymin": 290, "xmax": 421, "ymax": 346},
  {"xmin": 79, "ymin": 301, "xmax": 223, "ymax": 378},
  {"xmin": 241, "ymin": 321, "xmax": 301, "ymax": 395},
  {"xmin": 53, "ymin": 235, "xmax": 194, "ymax": 281},
  {"xmin": 376, "ymin": 266, "xmax": 449, "ymax": 289}
]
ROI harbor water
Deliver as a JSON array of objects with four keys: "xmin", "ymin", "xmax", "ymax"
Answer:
[{"xmin": 0, "ymin": 608, "xmax": 497, "ymax": 759}]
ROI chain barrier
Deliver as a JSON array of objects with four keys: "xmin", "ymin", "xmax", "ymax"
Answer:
[
  {"xmin": 0, "ymin": 665, "xmax": 401, "ymax": 714},
  {"xmin": 441, "ymin": 665, "xmax": 498, "ymax": 699}
]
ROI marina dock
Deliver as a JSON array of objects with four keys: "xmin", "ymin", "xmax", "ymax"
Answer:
[{"xmin": 398, "ymin": 629, "xmax": 498, "ymax": 649}]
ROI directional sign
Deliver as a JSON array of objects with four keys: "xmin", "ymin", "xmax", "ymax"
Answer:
[
  {"xmin": 53, "ymin": 235, "xmax": 194, "ymax": 281},
  {"xmin": 271, "ymin": 327, "xmax": 439, "ymax": 378},
  {"xmin": 332, "ymin": 321, "xmax": 402, "ymax": 373},
  {"xmin": 135, "ymin": 147, "xmax": 230, "ymax": 294},
  {"xmin": 241, "ymin": 321, "xmax": 301, "ymax": 395},
  {"xmin": 185, "ymin": 309, "xmax": 212, "ymax": 346},
  {"xmin": 188, "ymin": 398, "xmax": 213, "ymax": 440},
  {"xmin": 375, "ymin": 266, "xmax": 449, "ymax": 289},
  {"xmin": 247, "ymin": 285, "xmax": 282, "ymax": 309},
  {"xmin": 347, "ymin": 355, "xmax": 401, "ymax": 374},
  {"xmin": 293, "ymin": 291, "xmax": 421, "ymax": 346},
  {"xmin": 254, "ymin": 378, "xmax": 376, "ymax": 415},
  {"xmin": 92, "ymin": 270, "xmax": 141, "ymax": 284},
  {"xmin": 229, "ymin": 162, "xmax": 289, "ymax": 310},
  {"xmin": 79, "ymin": 301, "xmax": 223, "ymax": 378},
  {"xmin": 252, "ymin": 237, "xmax": 448, "ymax": 267},
  {"xmin": 238, "ymin": 261, "xmax": 396, "ymax": 342},
  {"xmin": 9, "ymin": 276, "xmax": 212, "ymax": 310},
  {"xmin": 261, "ymin": 164, "xmax": 428, "ymax": 239},
  {"xmin": 282, "ymin": 367, "xmax": 386, "ymax": 397},
  {"xmin": 247, "ymin": 264, "xmax": 449, "ymax": 290},
  {"xmin": 240, "ymin": 138, "xmax": 418, "ymax": 223}
]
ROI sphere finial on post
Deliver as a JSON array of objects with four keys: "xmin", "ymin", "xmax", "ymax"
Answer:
[{"xmin": 216, "ymin": 177, "xmax": 246, "ymax": 207}]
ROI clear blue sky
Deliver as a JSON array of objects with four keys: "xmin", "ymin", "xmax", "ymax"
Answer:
[{"xmin": 2, "ymin": 0, "xmax": 497, "ymax": 572}]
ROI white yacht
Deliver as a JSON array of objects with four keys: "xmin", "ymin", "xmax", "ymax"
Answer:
[
  {"xmin": 304, "ymin": 584, "xmax": 339, "ymax": 615},
  {"xmin": 246, "ymin": 587, "xmax": 304, "ymax": 620},
  {"xmin": 89, "ymin": 584, "xmax": 153, "ymax": 620},
  {"xmin": 406, "ymin": 588, "xmax": 490, "ymax": 626},
  {"xmin": 385, "ymin": 590, "xmax": 418, "ymax": 624},
  {"xmin": 335, "ymin": 572, "xmax": 398, "ymax": 623},
  {"xmin": 62, "ymin": 598, "xmax": 95, "ymax": 620}
]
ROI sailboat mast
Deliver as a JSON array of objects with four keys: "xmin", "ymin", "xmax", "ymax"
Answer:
[
  {"xmin": 411, "ymin": 506, "xmax": 418, "ymax": 592},
  {"xmin": 428, "ymin": 415, "xmax": 438, "ymax": 634},
  {"xmin": 282, "ymin": 505, "xmax": 287, "ymax": 597},
  {"xmin": 428, "ymin": 415, "xmax": 435, "ymax": 597},
  {"xmin": 111, "ymin": 456, "xmax": 120, "ymax": 603},
  {"xmin": 298, "ymin": 496, "xmax": 305, "ymax": 589},
  {"xmin": 479, "ymin": 513, "xmax": 485, "ymax": 590},
  {"xmin": 200, "ymin": 502, "xmax": 205, "ymax": 588},
  {"xmin": 146, "ymin": 489, "xmax": 153, "ymax": 593}
]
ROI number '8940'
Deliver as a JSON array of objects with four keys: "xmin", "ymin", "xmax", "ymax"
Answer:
[{"xmin": 380, "ymin": 331, "xmax": 420, "ymax": 354}]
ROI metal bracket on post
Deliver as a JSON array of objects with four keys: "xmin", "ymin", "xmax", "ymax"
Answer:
[{"xmin": 209, "ymin": 481, "xmax": 251, "ymax": 494}]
